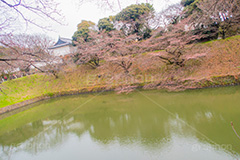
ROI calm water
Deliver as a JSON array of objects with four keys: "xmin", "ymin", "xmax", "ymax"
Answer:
[{"xmin": 1, "ymin": 86, "xmax": 240, "ymax": 160}]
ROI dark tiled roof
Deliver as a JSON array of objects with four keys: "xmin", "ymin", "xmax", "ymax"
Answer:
[{"xmin": 49, "ymin": 37, "xmax": 72, "ymax": 49}]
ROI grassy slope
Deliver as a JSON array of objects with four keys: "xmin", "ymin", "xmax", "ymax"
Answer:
[
  {"xmin": 0, "ymin": 35, "xmax": 240, "ymax": 109},
  {"xmin": 192, "ymin": 35, "xmax": 240, "ymax": 77}
]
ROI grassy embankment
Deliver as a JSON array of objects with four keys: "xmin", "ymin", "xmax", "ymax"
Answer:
[{"xmin": 0, "ymin": 35, "xmax": 240, "ymax": 110}]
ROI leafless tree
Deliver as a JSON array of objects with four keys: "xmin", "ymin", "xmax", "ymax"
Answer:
[
  {"xmin": 0, "ymin": 34, "xmax": 62, "ymax": 78},
  {"xmin": 105, "ymin": 32, "xmax": 140, "ymax": 74},
  {"xmin": 109, "ymin": 55, "xmax": 133, "ymax": 74},
  {"xmin": 78, "ymin": 0, "xmax": 154, "ymax": 12},
  {"xmin": 0, "ymin": 0, "xmax": 63, "ymax": 34},
  {"xmin": 189, "ymin": 0, "xmax": 240, "ymax": 39},
  {"xmin": 156, "ymin": 45, "xmax": 185, "ymax": 67},
  {"xmin": 0, "ymin": 0, "xmax": 63, "ymax": 79},
  {"xmin": 151, "ymin": 3, "xmax": 183, "ymax": 30},
  {"xmin": 73, "ymin": 31, "xmax": 109, "ymax": 68},
  {"xmin": 73, "ymin": 30, "xmax": 139, "ymax": 74}
]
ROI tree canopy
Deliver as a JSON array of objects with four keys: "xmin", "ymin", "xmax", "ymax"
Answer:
[
  {"xmin": 181, "ymin": 0, "xmax": 196, "ymax": 7},
  {"xmin": 114, "ymin": 3, "xmax": 154, "ymax": 39},
  {"xmin": 115, "ymin": 3, "xmax": 154, "ymax": 22},
  {"xmin": 98, "ymin": 17, "xmax": 115, "ymax": 32},
  {"xmin": 72, "ymin": 20, "xmax": 96, "ymax": 42}
]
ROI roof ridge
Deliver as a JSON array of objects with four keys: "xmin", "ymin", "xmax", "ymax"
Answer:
[
  {"xmin": 60, "ymin": 37, "xmax": 72, "ymax": 40},
  {"xmin": 49, "ymin": 36, "xmax": 72, "ymax": 49}
]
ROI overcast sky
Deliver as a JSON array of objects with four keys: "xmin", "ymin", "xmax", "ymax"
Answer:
[{"xmin": 25, "ymin": 0, "xmax": 181, "ymax": 41}]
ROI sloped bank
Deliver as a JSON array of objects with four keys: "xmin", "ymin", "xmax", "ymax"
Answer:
[
  {"xmin": 0, "ymin": 86, "xmax": 112, "ymax": 115},
  {"xmin": 1, "ymin": 74, "xmax": 240, "ymax": 115},
  {"xmin": 152, "ymin": 74, "xmax": 240, "ymax": 91}
]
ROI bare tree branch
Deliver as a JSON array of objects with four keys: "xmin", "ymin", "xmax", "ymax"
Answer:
[
  {"xmin": 0, "ymin": 34, "xmax": 62, "ymax": 78},
  {"xmin": 231, "ymin": 122, "xmax": 240, "ymax": 140},
  {"xmin": 0, "ymin": 0, "xmax": 63, "ymax": 33}
]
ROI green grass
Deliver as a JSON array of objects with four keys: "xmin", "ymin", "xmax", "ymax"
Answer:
[
  {"xmin": 0, "ymin": 74, "xmax": 49, "ymax": 108},
  {"xmin": 141, "ymin": 49, "xmax": 165, "ymax": 56},
  {"xmin": 201, "ymin": 34, "xmax": 240, "ymax": 44},
  {"xmin": 0, "ymin": 67, "xmax": 153, "ymax": 108}
]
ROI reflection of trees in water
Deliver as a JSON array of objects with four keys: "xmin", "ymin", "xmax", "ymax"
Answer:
[
  {"xmin": 0, "ymin": 109, "xmax": 174, "ymax": 157},
  {"xmin": 84, "ymin": 111, "xmax": 170, "ymax": 145},
  {"xmin": 0, "ymin": 119, "xmax": 43, "ymax": 159},
  {"xmin": 0, "ymin": 118, "xmax": 70, "ymax": 158},
  {"xmin": 1, "ymin": 92, "xmax": 240, "ymax": 157}
]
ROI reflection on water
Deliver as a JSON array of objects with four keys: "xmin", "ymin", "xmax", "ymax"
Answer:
[{"xmin": 0, "ymin": 86, "xmax": 240, "ymax": 160}]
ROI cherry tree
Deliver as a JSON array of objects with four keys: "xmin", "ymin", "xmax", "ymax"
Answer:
[
  {"xmin": 73, "ymin": 31, "xmax": 109, "ymax": 68},
  {"xmin": 0, "ymin": 0, "xmax": 62, "ymax": 34},
  {"xmin": 151, "ymin": 3, "xmax": 183, "ymax": 30},
  {"xmin": 105, "ymin": 32, "xmax": 140, "ymax": 74},
  {"xmin": 0, "ymin": 0, "xmax": 63, "ymax": 78},
  {"xmin": 73, "ymin": 29, "xmax": 141, "ymax": 74},
  {"xmin": 78, "ymin": 0, "xmax": 154, "ymax": 12},
  {"xmin": 156, "ymin": 45, "xmax": 185, "ymax": 67},
  {"xmin": 187, "ymin": 0, "xmax": 240, "ymax": 39},
  {"xmin": 0, "ymin": 34, "xmax": 61, "ymax": 78}
]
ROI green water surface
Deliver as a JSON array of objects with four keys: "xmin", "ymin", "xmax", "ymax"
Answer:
[{"xmin": 0, "ymin": 86, "xmax": 240, "ymax": 160}]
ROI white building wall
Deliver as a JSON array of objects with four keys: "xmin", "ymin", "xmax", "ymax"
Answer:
[{"xmin": 52, "ymin": 45, "xmax": 71, "ymax": 57}]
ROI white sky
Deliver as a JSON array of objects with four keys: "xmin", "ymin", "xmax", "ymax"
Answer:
[{"xmin": 24, "ymin": 0, "xmax": 181, "ymax": 41}]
